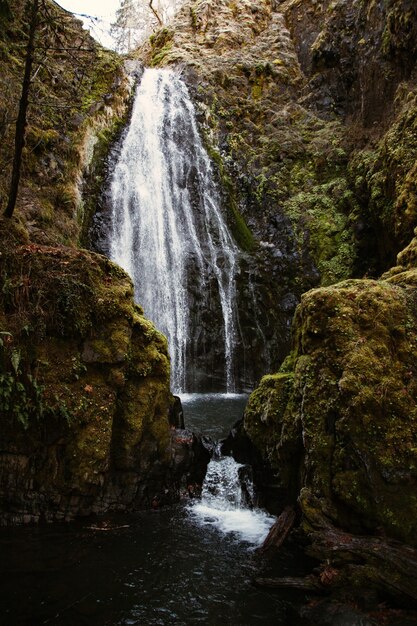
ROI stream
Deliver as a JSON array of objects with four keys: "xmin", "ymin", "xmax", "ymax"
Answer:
[
  {"xmin": 0, "ymin": 67, "xmax": 313, "ymax": 626},
  {"xmin": 0, "ymin": 395, "xmax": 310, "ymax": 625}
]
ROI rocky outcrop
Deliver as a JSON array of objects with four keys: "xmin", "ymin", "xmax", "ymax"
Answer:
[
  {"xmin": 0, "ymin": 219, "xmax": 203, "ymax": 524},
  {"xmin": 244, "ymin": 242, "xmax": 417, "ymax": 546},
  {"xmin": 141, "ymin": 0, "xmax": 417, "ymax": 387},
  {"xmin": 243, "ymin": 233, "xmax": 417, "ymax": 604},
  {"xmin": 0, "ymin": 2, "xmax": 204, "ymax": 525},
  {"xmin": 0, "ymin": 0, "xmax": 132, "ymax": 247}
]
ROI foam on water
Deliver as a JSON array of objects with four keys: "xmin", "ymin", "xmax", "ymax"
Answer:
[
  {"xmin": 190, "ymin": 504, "xmax": 275, "ymax": 545},
  {"xmin": 188, "ymin": 455, "xmax": 275, "ymax": 546}
]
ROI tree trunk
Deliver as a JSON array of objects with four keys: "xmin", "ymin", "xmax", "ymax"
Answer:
[
  {"xmin": 257, "ymin": 505, "xmax": 296, "ymax": 556},
  {"xmin": 3, "ymin": 0, "xmax": 39, "ymax": 218},
  {"xmin": 149, "ymin": 0, "xmax": 162, "ymax": 27}
]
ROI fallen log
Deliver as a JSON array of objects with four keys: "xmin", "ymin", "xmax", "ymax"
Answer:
[
  {"xmin": 257, "ymin": 505, "xmax": 296, "ymax": 555},
  {"xmin": 254, "ymin": 575, "xmax": 322, "ymax": 592}
]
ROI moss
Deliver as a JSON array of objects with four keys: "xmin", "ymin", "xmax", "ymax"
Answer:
[
  {"xmin": 349, "ymin": 88, "xmax": 417, "ymax": 264},
  {"xmin": 0, "ymin": 229, "xmax": 173, "ymax": 520},
  {"xmin": 246, "ymin": 272, "xmax": 417, "ymax": 545},
  {"xmin": 283, "ymin": 177, "xmax": 358, "ymax": 286},
  {"xmin": 244, "ymin": 372, "xmax": 295, "ymax": 467},
  {"xmin": 149, "ymin": 27, "xmax": 174, "ymax": 67},
  {"xmin": 0, "ymin": 1, "xmax": 129, "ymax": 248},
  {"xmin": 205, "ymin": 144, "xmax": 255, "ymax": 252}
]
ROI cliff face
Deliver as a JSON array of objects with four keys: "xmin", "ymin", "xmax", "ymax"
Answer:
[
  {"xmin": 0, "ymin": 219, "xmax": 181, "ymax": 523},
  {"xmin": 0, "ymin": 3, "xmax": 184, "ymax": 524},
  {"xmin": 0, "ymin": 0, "xmax": 130, "ymax": 246},
  {"xmin": 143, "ymin": 0, "xmax": 417, "ymax": 384},
  {"xmin": 244, "ymin": 259, "xmax": 417, "ymax": 547},
  {"xmin": 144, "ymin": 0, "xmax": 417, "ymax": 577},
  {"xmin": 146, "ymin": 0, "xmax": 417, "ymax": 276}
]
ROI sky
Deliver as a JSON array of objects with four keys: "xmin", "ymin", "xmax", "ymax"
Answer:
[{"xmin": 55, "ymin": 0, "xmax": 120, "ymax": 48}]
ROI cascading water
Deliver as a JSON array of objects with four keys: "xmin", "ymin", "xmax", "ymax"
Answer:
[
  {"xmin": 189, "ymin": 450, "xmax": 275, "ymax": 545},
  {"xmin": 108, "ymin": 68, "xmax": 239, "ymax": 393},
  {"xmin": 108, "ymin": 69, "xmax": 274, "ymax": 547},
  {"xmin": 181, "ymin": 394, "xmax": 275, "ymax": 546}
]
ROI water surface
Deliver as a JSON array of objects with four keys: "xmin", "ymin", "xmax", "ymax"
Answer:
[
  {"xmin": 180, "ymin": 392, "xmax": 247, "ymax": 438},
  {"xmin": 0, "ymin": 395, "xmax": 309, "ymax": 625}
]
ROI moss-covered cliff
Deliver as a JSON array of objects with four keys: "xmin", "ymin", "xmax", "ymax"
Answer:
[
  {"xmin": 0, "ymin": 2, "xmax": 183, "ymax": 524},
  {"xmin": 141, "ymin": 0, "xmax": 417, "ymax": 387},
  {"xmin": 0, "ymin": 218, "xmax": 180, "ymax": 523},
  {"xmin": 0, "ymin": 0, "xmax": 130, "ymax": 246},
  {"xmin": 144, "ymin": 0, "xmax": 417, "ymax": 279},
  {"xmin": 245, "ymin": 258, "xmax": 417, "ymax": 546}
]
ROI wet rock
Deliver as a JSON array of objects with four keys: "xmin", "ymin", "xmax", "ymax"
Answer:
[
  {"xmin": 244, "ymin": 264, "xmax": 417, "ymax": 546},
  {"xmin": 0, "ymin": 234, "xmax": 181, "ymax": 525},
  {"xmin": 221, "ymin": 419, "xmax": 283, "ymax": 513},
  {"xmin": 169, "ymin": 395, "xmax": 185, "ymax": 429},
  {"xmin": 170, "ymin": 429, "xmax": 212, "ymax": 490}
]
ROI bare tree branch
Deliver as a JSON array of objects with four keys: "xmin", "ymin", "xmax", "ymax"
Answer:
[{"xmin": 149, "ymin": 0, "xmax": 163, "ymax": 26}]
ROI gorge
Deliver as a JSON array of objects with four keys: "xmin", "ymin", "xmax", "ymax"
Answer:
[{"xmin": 1, "ymin": 0, "xmax": 417, "ymax": 623}]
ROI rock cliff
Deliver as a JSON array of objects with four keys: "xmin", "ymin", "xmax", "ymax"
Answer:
[
  {"xmin": 0, "ymin": 218, "xmax": 185, "ymax": 523},
  {"xmin": 141, "ymin": 0, "xmax": 417, "ymax": 605},
  {"xmin": 144, "ymin": 0, "xmax": 417, "ymax": 385},
  {"xmin": 0, "ymin": 2, "xmax": 190, "ymax": 524}
]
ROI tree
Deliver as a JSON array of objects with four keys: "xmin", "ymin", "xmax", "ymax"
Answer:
[
  {"xmin": 3, "ymin": 0, "xmax": 39, "ymax": 218},
  {"xmin": 110, "ymin": 0, "xmax": 183, "ymax": 54},
  {"xmin": 148, "ymin": 0, "xmax": 162, "ymax": 27},
  {"xmin": 2, "ymin": 0, "xmax": 96, "ymax": 219},
  {"xmin": 110, "ymin": 0, "xmax": 142, "ymax": 53}
]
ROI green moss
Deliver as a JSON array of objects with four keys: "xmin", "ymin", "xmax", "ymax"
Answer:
[
  {"xmin": 246, "ymin": 271, "xmax": 417, "ymax": 545},
  {"xmin": 244, "ymin": 372, "xmax": 294, "ymax": 467},
  {"xmin": 349, "ymin": 89, "xmax": 417, "ymax": 255},
  {"xmin": 205, "ymin": 144, "xmax": 255, "ymax": 252},
  {"xmin": 149, "ymin": 27, "xmax": 174, "ymax": 67},
  {"xmin": 81, "ymin": 49, "xmax": 123, "ymax": 112},
  {"xmin": 283, "ymin": 177, "xmax": 358, "ymax": 286}
]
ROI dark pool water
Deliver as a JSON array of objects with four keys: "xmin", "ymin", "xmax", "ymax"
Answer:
[
  {"xmin": 0, "ymin": 394, "xmax": 311, "ymax": 625},
  {"xmin": 180, "ymin": 392, "xmax": 248, "ymax": 439}
]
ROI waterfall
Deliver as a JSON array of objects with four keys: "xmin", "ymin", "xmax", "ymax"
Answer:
[
  {"xmin": 108, "ymin": 68, "xmax": 238, "ymax": 393},
  {"xmin": 189, "ymin": 452, "xmax": 275, "ymax": 545}
]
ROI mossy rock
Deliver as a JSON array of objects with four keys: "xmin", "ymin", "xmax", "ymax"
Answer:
[
  {"xmin": 245, "ymin": 271, "xmax": 417, "ymax": 546},
  {"xmin": 0, "ymin": 232, "xmax": 174, "ymax": 524}
]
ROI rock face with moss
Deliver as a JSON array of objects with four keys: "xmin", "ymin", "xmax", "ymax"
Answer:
[
  {"xmin": 0, "ymin": 1, "xmax": 194, "ymax": 524},
  {"xmin": 0, "ymin": 0, "xmax": 132, "ymax": 247},
  {"xmin": 0, "ymin": 219, "xmax": 188, "ymax": 524},
  {"xmin": 244, "ymin": 234, "xmax": 417, "ymax": 547},
  {"xmin": 139, "ymin": 0, "xmax": 417, "ymax": 384}
]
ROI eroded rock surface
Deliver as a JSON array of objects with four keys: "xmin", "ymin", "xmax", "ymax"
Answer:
[{"xmin": 0, "ymin": 221, "xmax": 199, "ymax": 523}]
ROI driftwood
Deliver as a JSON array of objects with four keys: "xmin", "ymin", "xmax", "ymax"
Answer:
[
  {"xmin": 257, "ymin": 505, "xmax": 296, "ymax": 555},
  {"xmin": 299, "ymin": 490, "xmax": 417, "ymax": 605},
  {"xmin": 254, "ymin": 575, "xmax": 321, "ymax": 591}
]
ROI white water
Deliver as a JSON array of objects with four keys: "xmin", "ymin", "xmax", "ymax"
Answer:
[
  {"xmin": 189, "ymin": 455, "xmax": 275, "ymax": 546},
  {"xmin": 108, "ymin": 68, "xmax": 239, "ymax": 393}
]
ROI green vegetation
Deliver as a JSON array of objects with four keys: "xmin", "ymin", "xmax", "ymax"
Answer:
[
  {"xmin": 350, "ymin": 88, "xmax": 417, "ymax": 251},
  {"xmin": 0, "ymin": 215, "xmax": 172, "ymax": 521},
  {"xmin": 245, "ymin": 271, "xmax": 417, "ymax": 545},
  {"xmin": 0, "ymin": 0, "xmax": 128, "ymax": 244}
]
